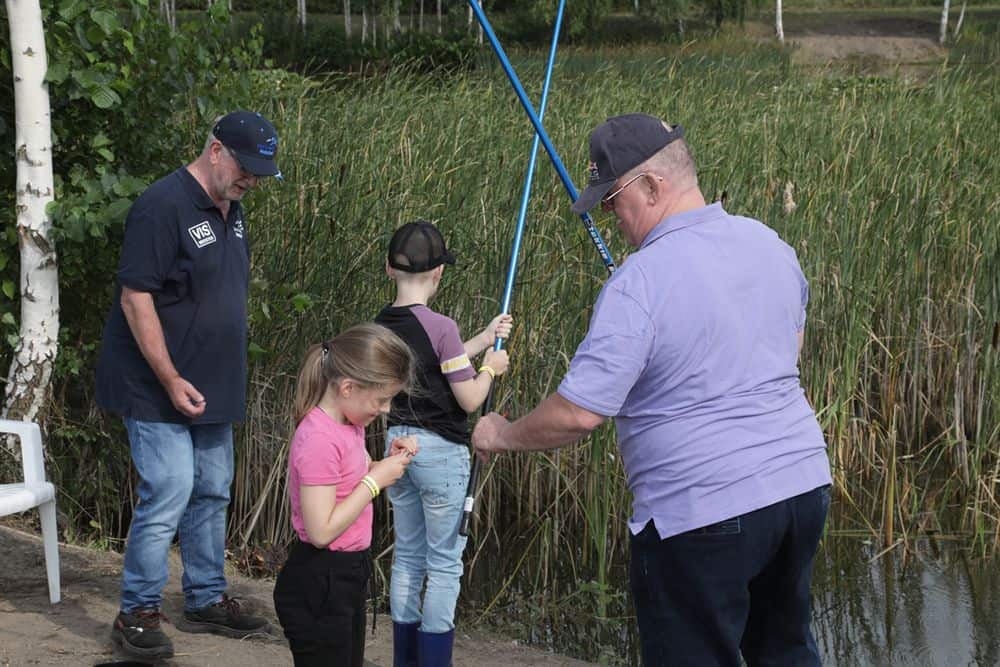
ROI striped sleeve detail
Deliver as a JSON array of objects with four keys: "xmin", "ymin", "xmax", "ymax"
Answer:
[{"xmin": 440, "ymin": 353, "xmax": 472, "ymax": 376}]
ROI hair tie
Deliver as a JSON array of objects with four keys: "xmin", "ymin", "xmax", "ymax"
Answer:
[{"xmin": 321, "ymin": 341, "xmax": 330, "ymax": 356}]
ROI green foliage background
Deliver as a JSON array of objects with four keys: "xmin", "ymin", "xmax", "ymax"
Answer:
[{"xmin": 1, "ymin": 1, "xmax": 998, "ymax": 663}]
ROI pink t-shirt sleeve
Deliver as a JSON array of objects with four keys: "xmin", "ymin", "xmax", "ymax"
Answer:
[{"xmin": 294, "ymin": 430, "xmax": 347, "ymax": 486}]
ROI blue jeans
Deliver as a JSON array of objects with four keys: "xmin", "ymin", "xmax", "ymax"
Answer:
[
  {"xmin": 385, "ymin": 425, "xmax": 469, "ymax": 634},
  {"xmin": 120, "ymin": 418, "xmax": 234, "ymax": 613},
  {"xmin": 630, "ymin": 484, "xmax": 830, "ymax": 667}
]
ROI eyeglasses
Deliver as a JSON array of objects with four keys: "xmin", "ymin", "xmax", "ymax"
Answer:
[{"xmin": 601, "ymin": 172, "xmax": 647, "ymax": 208}]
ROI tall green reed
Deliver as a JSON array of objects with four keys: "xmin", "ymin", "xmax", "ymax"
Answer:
[{"xmin": 226, "ymin": 46, "xmax": 997, "ymax": 661}]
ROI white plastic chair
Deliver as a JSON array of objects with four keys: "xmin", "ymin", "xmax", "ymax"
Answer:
[{"xmin": 0, "ymin": 419, "xmax": 60, "ymax": 603}]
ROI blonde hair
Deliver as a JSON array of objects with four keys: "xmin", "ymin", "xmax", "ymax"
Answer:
[{"xmin": 293, "ymin": 323, "xmax": 415, "ymax": 424}]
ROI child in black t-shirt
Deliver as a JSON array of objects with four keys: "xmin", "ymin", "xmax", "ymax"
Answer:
[{"xmin": 374, "ymin": 220, "xmax": 512, "ymax": 666}]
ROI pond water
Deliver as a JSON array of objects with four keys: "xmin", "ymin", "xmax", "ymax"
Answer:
[
  {"xmin": 813, "ymin": 536, "xmax": 1000, "ymax": 666},
  {"xmin": 469, "ymin": 534, "xmax": 1000, "ymax": 666}
]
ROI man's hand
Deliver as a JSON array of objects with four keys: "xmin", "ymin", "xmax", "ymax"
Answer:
[
  {"xmin": 472, "ymin": 412, "xmax": 511, "ymax": 462},
  {"xmin": 166, "ymin": 376, "xmax": 206, "ymax": 418}
]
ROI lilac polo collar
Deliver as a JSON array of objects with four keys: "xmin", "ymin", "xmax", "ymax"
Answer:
[{"xmin": 640, "ymin": 202, "xmax": 727, "ymax": 250}]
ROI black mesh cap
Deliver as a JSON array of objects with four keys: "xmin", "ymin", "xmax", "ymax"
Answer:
[{"xmin": 387, "ymin": 221, "xmax": 456, "ymax": 273}]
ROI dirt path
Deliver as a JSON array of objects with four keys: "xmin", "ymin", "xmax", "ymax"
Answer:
[
  {"xmin": 749, "ymin": 12, "xmax": 949, "ymax": 70},
  {"xmin": 0, "ymin": 526, "xmax": 593, "ymax": 667}
]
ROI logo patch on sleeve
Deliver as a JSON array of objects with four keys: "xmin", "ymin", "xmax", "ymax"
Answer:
[{"xmin": 188, "ymin": 221, "xmax": 217, "ymax": 248}]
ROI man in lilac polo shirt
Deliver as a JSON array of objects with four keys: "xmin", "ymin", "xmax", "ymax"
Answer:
[{"xmin": 472, "ymin": 113, "xmax": 831, "ymax": 666}]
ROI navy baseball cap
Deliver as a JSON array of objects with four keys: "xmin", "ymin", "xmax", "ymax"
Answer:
[
  {"xmin": 388, "ymin": 221, "xmax": 456, "ymax": 273},
  {"xmin": 570, "ymin": 114, "xmax": 684, "ymax": 215},
  {"xmin": 213, "ymin": 111, "xmax": 282, "ymax": 179}
]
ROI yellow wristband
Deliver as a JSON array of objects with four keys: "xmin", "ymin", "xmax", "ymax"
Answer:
[
  {"xmin": 478, "ymin": 365, "xmax": 496, "ymax": 379},
  {"xmin": 360, "ymin": 475, "xmax": 379, "ymax": 499}
]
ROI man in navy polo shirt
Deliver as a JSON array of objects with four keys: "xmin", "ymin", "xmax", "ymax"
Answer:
[
  {"xmin": 96, "ymin": 111, "xmax": 282, "ymax": 661},
  {"xmin": 473, "ymin": 114, "xmax": 832, "ymax": 666}
]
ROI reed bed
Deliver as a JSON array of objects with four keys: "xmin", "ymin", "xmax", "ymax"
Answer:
[{"xmin": 226, "ymin": 46, "xmax": 998, "ymax": 662}]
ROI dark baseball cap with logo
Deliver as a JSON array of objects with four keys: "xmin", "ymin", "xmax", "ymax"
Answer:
[
  {"xmin": 213, "ymin": 110, "xmax": 282, "ymax": 179},
  {"xmin": 388, "ymin": 221, "xmax": 456, "ymax": 273},
  {"xmin": 570, "ymin": 113, "xmax": 685, "ymax": 215}
]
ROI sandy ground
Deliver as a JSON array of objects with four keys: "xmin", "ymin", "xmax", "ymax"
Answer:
[
  {"xmin": 0, "ymin": 526, "xmax": 594, "ymax": 667},
  {"xmin": 781, "ymin": 15, "xmax": 946, "ymax": 68}
]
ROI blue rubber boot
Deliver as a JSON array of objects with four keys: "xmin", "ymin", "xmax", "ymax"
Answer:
[
  {"xmin": 417, "ymin": 628, "xmax": 454, "ymax": 667},
  {"xmin": 393, "ymin": 621, "xmax": 420, "ymax": 667}
]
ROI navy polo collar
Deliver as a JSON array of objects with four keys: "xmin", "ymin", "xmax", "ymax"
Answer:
[{"xmin": 178, "ymin": 166, "xmax": 218, "ymax": 211}]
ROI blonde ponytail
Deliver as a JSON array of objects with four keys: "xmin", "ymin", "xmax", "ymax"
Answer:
[{"xmin": 292, "ymin": 323, "xmax": 414, "ymax": 424}]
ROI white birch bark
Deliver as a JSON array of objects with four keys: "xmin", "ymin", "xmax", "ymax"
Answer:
[
  {"xmin": 344, "ymin": 0, "xmax": 352, "ymax": 38},
  {"xmin": 476, "ymin": 0, "xmax": 483, "ymax": 44},
  {"xmin": 775, "ymin": 0, "xmax": 784, "ymax": 44},
  {"xmin": 160, "ymin": 0, "xmax": 176, "ymax": 32},
  {"xmin": 436, "ymin": 0, "xmax": 441, "ymax": 34},
  {"xmin": 939, "ymin": 0, "xmax": 950, "ymax": 45},
  {"xmin": 954, "ymin": 1, "xmax": 967, "ymax": 38},
  {"xmin": 297, "ymin": 0, "xmax": 307, "ymax": 35},
  {"xmin": 3, "ymin": 0, "xmax": 59, "ymax": 446}
]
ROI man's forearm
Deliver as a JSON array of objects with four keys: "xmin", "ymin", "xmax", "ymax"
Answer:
[
  {"xmin": 120, "ymin": 288, "xmax": 180, "ymax": 387},
  {"xmin": 502, "ymin": 393, "xmax": 605, "ymax": 452}
]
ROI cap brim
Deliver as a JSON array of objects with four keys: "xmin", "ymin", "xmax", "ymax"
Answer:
[
  {"xmin": 570, "ymin": 180, "xmax": 615, "ymax": 215},
  {"xmin": 233, "ymin": 150, "xmax": 282, "ymax": 179}
]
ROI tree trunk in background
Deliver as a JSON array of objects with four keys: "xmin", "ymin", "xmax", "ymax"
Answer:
[
  {"xmin": 3, "ymin": 0, "xmax": 60, "ymax": 450},
  {"xmin": 393, "ymin": 0, "xmax": 401, "ymax": 33},
  {"xmin": 939, "ymin": 0, "xmax": 950, "ymax": 45},
  {"xmin": 297, "ymin": 0, "xmax": 307, "ymax": 35},
  {"xmin": 954, "ymin": 1, "xmax": 967, "ymax": 38},
  {"xmin": 419, "ymin": 0, "xmax": 424, "ymax": 32},
  {"xmin": 775, "ymin": 0, "xmax": 784, "ymax": 44},
  {"xmin": 476, "ymin": 0, "xmax": 483, "ymax": 44},
  {"xmin": 344, "ymin": 0, "xmax": 352, "ymax": 38},
  {"xmin": 437, "ymin": 0, "xmax": 441, "ymax": 34},
  {"xmin": 160, "ymin": 0, "xmax": 176, "ymax": 32},
  {"xmin": 362, "ymin": 2, "xmax": 368, "ymax": 44}
]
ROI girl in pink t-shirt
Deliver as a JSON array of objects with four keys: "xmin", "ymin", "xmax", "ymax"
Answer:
[{"xmin": 273, "ymin": 323, "xmax": 418, "ymax": 667}]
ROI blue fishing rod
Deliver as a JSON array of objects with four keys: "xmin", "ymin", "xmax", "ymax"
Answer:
[
  {"xmin": 459, "ymin": 0, "xmax": 599, "ymax": 538},
  {"xmin": 466, "ymin": 0, "xmax": 616, "ymax": 276}
]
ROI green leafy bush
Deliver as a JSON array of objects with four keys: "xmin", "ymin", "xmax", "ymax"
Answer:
[{"xmin": 0, "ymin": 0, "xmax": 262, "ymax": 540}]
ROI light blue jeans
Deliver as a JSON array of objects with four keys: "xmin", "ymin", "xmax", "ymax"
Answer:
[
  {"xmin": 385, "ymin": 425, "xmax": 470, "ymax": 634},
  {"xmin": 120, "ymin": 418, "xmax": 233, "ymax": 613}
]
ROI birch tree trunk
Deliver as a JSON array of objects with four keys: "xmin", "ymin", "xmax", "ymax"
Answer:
[
  {"xmin": 475, "ymin": 0, "xmax": 483, "ymax": 44},
  {"xmin": 344, "ymin": 0, "xmax": 352, "ymax": 38},
  {"xmin": 954, "ymin": 1, "xmax": 967, "ymax": 38},
  {"xmin": 3, "ymin": 0, "xmax": 59, "ymax": 443},
  {"xmin": 775, "ymin": 0, "xmax": 784, "ymax": 44},
  {"xmin": 393, "ymin": 0, "xmax": 401, "ymax": 33},
  {"xmin": 436, "ymin": 0, "xmax": 441, "ymax": 34},
  {"xmin": 419, "ymin": 0, "xmax": 424, "ymax": 33},
  {"xmin": 939, "ymin": 0, "xmax": 950, "ymax": 45},
  {"xmin": 160, "ymin": 0, "xmax": 176, "ymax": 32},
  {"xmin": 297, "ymin": 0, "xmax": 307, "ymax": 35},
  {"xmin": 362, "ymin": 2, "xmax": 368, "ymax": 44}
]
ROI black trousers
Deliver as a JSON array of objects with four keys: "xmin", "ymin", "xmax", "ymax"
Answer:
[
  {"xmin": 273, "ymin": 541, "xmax": 371, "ymax": 667},
  {"xmin": 630, "ymin": 485, "xmax": 831, "ymax": 667}
]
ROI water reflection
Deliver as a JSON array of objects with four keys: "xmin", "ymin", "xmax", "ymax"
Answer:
[
  {"xmin": 465, "ymin": 528, "xmax": 999, "ymax": 665},
  {"xmin": 812, "ymin": 536, "xmax": 1000, "ymax": 666}
]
